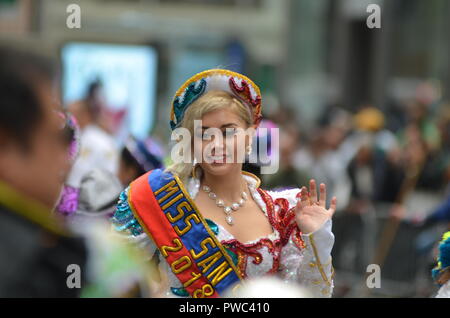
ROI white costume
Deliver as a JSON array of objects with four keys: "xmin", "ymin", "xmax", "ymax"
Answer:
[
  {"xmin": 112, "ymin": 172, "xmax": 335, "ymax": 298},
  {"xmin": 67, "ymin": 124, "xmax": 119, "ymax": 189}
]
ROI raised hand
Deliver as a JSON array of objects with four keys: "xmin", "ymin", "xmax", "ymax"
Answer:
[{"xmin": 295, "ymin": 179, "xmax": 337, "ymax": 234}]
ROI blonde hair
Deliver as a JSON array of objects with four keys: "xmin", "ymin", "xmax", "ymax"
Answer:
[{"xmin": 166, "ymin": 90, "xmax": 253, "ymax": 183}]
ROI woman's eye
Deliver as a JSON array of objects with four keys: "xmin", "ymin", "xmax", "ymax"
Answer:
[
  {"xmin": 203, "ymin": 133, "xmax": 211, "ymax": 140},
  {"xmin": 224, "ymin": 129, "xmax": 237, "ymax": 138},
  {"xmin": 195, "ymin": 131, "xmax": 209, "ymax": 140}
]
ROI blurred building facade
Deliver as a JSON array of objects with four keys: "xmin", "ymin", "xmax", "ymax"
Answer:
[{"xmin": 0, "ymin": 0, "xmax": 448, "ymax": 136}]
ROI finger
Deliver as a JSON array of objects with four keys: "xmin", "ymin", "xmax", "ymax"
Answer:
[
  {"xmin": 319, "ymin": 183, "xmax": 326, "ymax": 207},
  {"xmin": 299, "ymin": 186, "xmax": 309, "ymax": 209},
  {"xmin": 309, "ymin": 179, "xmax": 317, "ymax": 203},
  {"xmin": 329, "ymin": 196, "xmax": 337, "ymax": 216}
]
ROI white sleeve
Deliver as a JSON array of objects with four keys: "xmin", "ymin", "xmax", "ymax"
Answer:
[
  {"xmin": 279, "ymin": 219, "xmax": 335, "ymax": 297},
  {"xmin": 269, "ymin": 189, "xmax": 335, "ymax": 297}
]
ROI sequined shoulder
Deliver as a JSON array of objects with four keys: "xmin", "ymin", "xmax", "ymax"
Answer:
[{"xmin": 111, "ymin": 187, "xmax": 144, "ymax": 237}]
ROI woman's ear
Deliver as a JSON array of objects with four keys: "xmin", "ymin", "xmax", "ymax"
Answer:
[
  {"xmin": 247, "ymin": 124, "xmax": 257, "ymax": 141},
  {"xmin": 244, "ymin": 126, "xmax": 255, "ymax": 151}
]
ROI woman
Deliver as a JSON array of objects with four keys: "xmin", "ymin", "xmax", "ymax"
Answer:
[
  {"xmin": 117, "ymin": 135, "xmax": 165, "ymax": 187},
  {"xmin": 112, "ymin": 69, "xmax": 336, "ymax": 298}
]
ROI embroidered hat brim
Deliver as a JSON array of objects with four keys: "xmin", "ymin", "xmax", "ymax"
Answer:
[{"xmin": 170, "ymin": 69, "xmax": 262, "ymax": 130}]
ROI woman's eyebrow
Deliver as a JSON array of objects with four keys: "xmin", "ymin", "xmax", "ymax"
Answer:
[
  {"xmin": 221, "ymin": 123, "xmax": 238, "ymax": 128},
  {"xmin": 200, "ymin": 123, "xmax": 237, "ymax": 129}
]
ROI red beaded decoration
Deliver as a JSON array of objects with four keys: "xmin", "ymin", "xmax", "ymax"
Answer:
[
  {"xmin": 229, "ymin": 77, "xmax": 262, "ymax": 127},
  {"xmin": 221, "ymin": 238, "xmax": 282, "ymax": 279},
  {"xmin": 258, "ymin": 188, "xmax": 306, "ymax": 250},
  {"xmin": 219, "ymin": 189, "xmax": 306, "ymax": 278}
]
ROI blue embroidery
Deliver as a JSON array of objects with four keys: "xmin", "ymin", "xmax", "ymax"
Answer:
[
  {"xmin": 205, "ymin": 218, "xmax": 219, "ymax": 236},
  {"xmin": 205, "ymin": 218, "xmax": 238, "ymax": 266},
  {"xmin": 170, "ymin": 218, "xmax": 237, "ymax": 297},
  {"xmin": 111, "ymin": 188, "xmax": 144, "ymax": 237},
  {"xmin": 170, "ymin": 79, "xmax": 206, "ymax": 130},
  {"xmin": 171, "ymin": 287, "xmax": 189, "ymax": 297}
]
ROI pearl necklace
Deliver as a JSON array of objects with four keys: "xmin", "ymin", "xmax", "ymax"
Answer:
[{"xmin": 201, "ymin": 184, "xmax": 249, "ymax": 225}]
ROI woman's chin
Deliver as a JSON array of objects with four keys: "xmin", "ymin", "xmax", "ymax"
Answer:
[{"xmin": 203, "ymin": 162, "xmax": 235, "ymax": 176}]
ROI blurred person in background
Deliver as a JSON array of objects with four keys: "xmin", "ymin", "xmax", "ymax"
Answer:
[
  {"xmin": 54, "ymin": 109, "xmax": 123, "ymax": 221},
  {"xmin": 54, "ymin": 111, "xmax": 81, "ymax": 216},
  {"xmin": 0, "ymin": 45, "xmax": 88, "ymax": 297},
  {"xmin": 52, "ymin": 115, "xmax": 159, "ymax": 297},
  {"xmin": 293, "ymin": 106, "xmax": 354, "ymax": 211},
  {"xmin": 414, "ymin": 104, "xmax": 450, "ymax": 227},
  {"xmin": 59, "ymin": 134, "xmax": 166, "ymax": 222},
  {"xmin": 65, "ymin": 80, "xmax": 119, "ymax": 212},
  {"xmin": 118, "ymin": 135, "xmax": 165, "ymax": 187},
  {"xmin": 332, "ymin": 107, "xmax": 397, "ymax": 283},
  {"xmin": 398, "ymin": 99, "xmax": 441, "ymax": 153},
  {"xmin": 0, "ymin": 45, "xmax": 154, "ymax": 298},
  {"xmin": 263, "ymin": 123, "xmax": 309, "ymax": 190}
]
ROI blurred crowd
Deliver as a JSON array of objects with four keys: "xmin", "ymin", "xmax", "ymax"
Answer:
[{"xmin": 259, "ymin": 85, "xmax": 450, "ymax": 297}]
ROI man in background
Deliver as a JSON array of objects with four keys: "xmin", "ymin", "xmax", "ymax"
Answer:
[{"xmin": 0, "ymin": 45, "xmax": 88, "ymax": 297}]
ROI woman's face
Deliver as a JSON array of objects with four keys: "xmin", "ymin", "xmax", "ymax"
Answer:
[{"xmin": 193, "ymin": 107, "xmax": 251, "ymax": 177}]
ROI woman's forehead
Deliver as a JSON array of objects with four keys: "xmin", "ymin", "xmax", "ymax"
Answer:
[{"xmin": 200, "ymin": 108, "xmax": 246, "ymax": 127}]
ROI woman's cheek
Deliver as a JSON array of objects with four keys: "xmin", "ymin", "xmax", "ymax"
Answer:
[
  {"xmin": 192, "ymin": 138, "xmax": 203, "ymax": 162},
  {"xmin": 234, "ymin": 134, "xmax": 247, "ymax": 162}
]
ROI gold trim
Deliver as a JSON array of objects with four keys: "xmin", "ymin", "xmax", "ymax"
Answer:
[
  {"xmin": 309, "ymin": 233, "xmax": 332, "ymax": 287},
  {"xmin": 0, "ymin": 181, "xmax": 68, "ymax": 236},
  {"xmin": 242, "ymin": 170, "xmax": 261, "ymax": 188}
]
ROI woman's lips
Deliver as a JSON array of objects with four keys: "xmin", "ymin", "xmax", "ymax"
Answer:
[{"xmin": 206, "ymin": 155, "xmax": 230, "ymax": 164}]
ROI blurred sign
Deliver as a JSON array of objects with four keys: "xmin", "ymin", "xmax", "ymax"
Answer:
[{"xmin": 61, "ymin": 42, "xmax": 158, "ymax": 140}]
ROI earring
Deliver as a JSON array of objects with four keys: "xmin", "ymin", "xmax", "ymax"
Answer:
[
  {"xmin": 246, "ymin": 145, "xmax": 252, "ymax": 155},
  {"xmin": 191, "ymin": 156, "xmax": 199, "ymax": 178}
]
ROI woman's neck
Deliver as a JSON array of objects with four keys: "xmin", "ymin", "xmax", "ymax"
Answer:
[{"xmin": 201, "ymin": 166, "xmax": 247, "ymax": 204}]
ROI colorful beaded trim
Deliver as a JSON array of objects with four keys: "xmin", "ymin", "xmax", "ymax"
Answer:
[{"xmin": 170, "ymin": 69, "xmax": 262, "ymax": 130}]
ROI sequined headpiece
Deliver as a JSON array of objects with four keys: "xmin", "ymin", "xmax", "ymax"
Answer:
[{"xmin": 170, "ymin": 69, "xmax": 262, "ymax": 130}]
